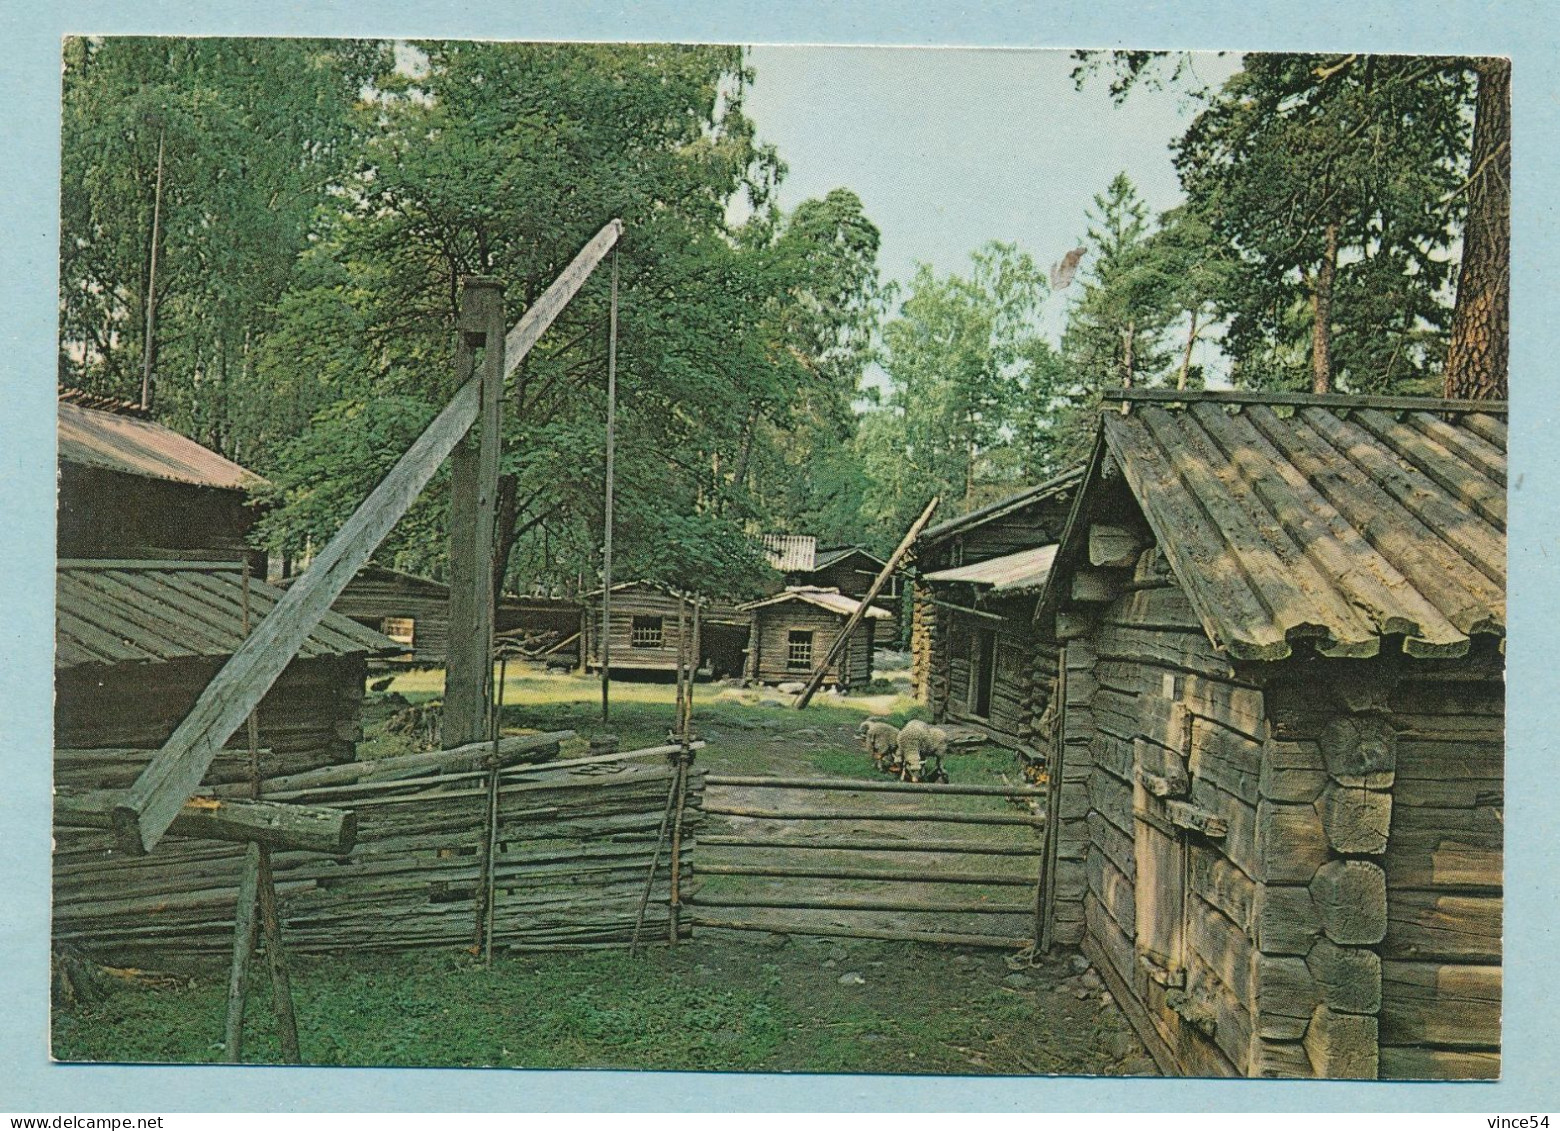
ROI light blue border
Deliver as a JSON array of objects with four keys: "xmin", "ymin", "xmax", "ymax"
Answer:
[{"xmin": 4, "ymin": 0, "xmax": 1554, "ymax": 1112}]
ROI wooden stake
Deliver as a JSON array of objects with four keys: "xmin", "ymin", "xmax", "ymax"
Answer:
[
  {"xmin": 629, "ymin": 773, "xmax": 679, "ymax": 957},
  {"xmin": 1038, "ymin": 645, "xmax": 1067, "ymax": 952},
  {"xmin": 795, "ymin": 496, "xmax": 938, "ymax": 708},
  {"xmin": 255, "ymin": 851, "xmax": 300, "ymax": 1063},
  {"xmin": 222, "ymin": 841, "xmax": 262, "ymax": 1063}
]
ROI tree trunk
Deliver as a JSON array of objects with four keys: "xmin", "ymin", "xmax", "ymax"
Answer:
[
  {"xmin": 1121, "ymin": 318, "xmax": 1136, "ymax": 388},
  {"xmin": 1178, "ymin": 307, "xmax": 1200, "ymax": 390},
  {"xmin": 1445, "ymin": 57, "xmax": 1511, "ymax": 401},
  {"xmin": 1311, "ymin": 222, "xmax": 1338, "ymax": 394}
]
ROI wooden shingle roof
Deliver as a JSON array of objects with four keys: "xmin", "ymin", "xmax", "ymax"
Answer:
[
  {"xmin": 1066, "ymin": 390, "xmax": 1506, "ymax": 662},
  {"xmin": 58, "ymin": 401, "xmax": 266, "ymax": 491},
  {"xmin": 739, "ymin": 587, "xmax": 891, "ymax": 620},
  {"xmin": 922, "ymin": 544, "xmax": 1058, "ymax": 596},
  {"xmin": 56, "ymin": 560, "xmax": 399, "ymax": 669}
]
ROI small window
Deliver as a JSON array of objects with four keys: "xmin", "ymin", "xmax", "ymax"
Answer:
[
  {"xmin": 787, "ymin": 630, "xmax": 814, "ymax": 670},
  {"xmin": 631, "ymin": 616, "xmax": 664, "ymax": 648},
  {"xmin": 381, "ymin": 616, "xmax": 415, "ymax": 646}
]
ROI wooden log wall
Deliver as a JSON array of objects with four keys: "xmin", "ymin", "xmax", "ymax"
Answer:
[
  {"xmin": 1264, "ymin": 664, "xmax": 1504, "ymax": 1081},
  {"xmin": 934, "ymin": 596, "xmax": 1052, "ymax": 747},
  {"xmin": 585, "ymin": 588, "xmax": 693, "ymax": 672},
  {"xmin": 1073, "ymin": 572, "xmax": 1268, "ymax": 1077},
  {"xmin": 55, "ymin": 655, "xmax": 366, "ymax": 789},
  {"xmin": 910, "ymin": 585, "xmax": 946, "ymax": 709},
  {"xmin": 54, "ymin": 742, "xmax": 705, "ymax": 966}
]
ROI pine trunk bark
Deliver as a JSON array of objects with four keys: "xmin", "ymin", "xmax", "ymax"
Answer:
[
  {"xmin": 1445, "ymin": 57, "xmax": 1511, "ymax": 401},
  {"xmin": 1311, "ymin": 223, "xmax": 1338, "ymax": 394}
]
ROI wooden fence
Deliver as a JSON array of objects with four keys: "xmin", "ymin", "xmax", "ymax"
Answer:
[
  {"xmin": 688, "ymin": 774, "xmax": 1046, "ymax": 948},
  {"xmin": 54, "ymin": 737, "xmax": 704, "ymax": 966}
]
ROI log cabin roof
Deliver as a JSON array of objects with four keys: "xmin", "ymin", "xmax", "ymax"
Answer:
[
  {"xmin": 58, "ymin": 400, "xmax": 267, "ymax": 491},
  {"xmin": 56, "ymin": 560, "xmax": 401, "ymax": 669},
  {"xmin": 917, "ymin": 468, "xmax": 1085, "ymax": 548},
  {"xmin": 1049, "ymin": 390, "xmax": 1507, "ymax": 662},
  {"xmin": 811, "ymin": 545, "xmax": 886, "ymax": 572},
  {"xmin": 738, "ymin": 587, "xmax": 892, "ymax": 619},
  {"xmin": 921, "ymin": 544, "xmax": 1058, "ymax": 595},
  {"xmin": 762, "ymin": 533, "xmax": 817, "ymax": 572}
]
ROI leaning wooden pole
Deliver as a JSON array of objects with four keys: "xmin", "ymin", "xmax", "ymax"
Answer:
[
  {"xmin": 113, "ymin": 220, "xmax": 622, "ymax": 856},
  {"xmin": 794, "ymin": 496, "xmax": 939, "ymax": 708}
]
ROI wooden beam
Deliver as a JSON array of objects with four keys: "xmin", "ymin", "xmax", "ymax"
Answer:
[
  {"xmin": 57, "ymin": 792, "xmax": 357, "ymax": 855},
  {"xmin": 1102, "ymin": 387, "xmax": 1508, "ymax": 416},
  {"xmin": 1089, "ymin": 524, "xmax": 1143, "ymax": 568},
  {"xmin": 112, "ymin": 221, "xmax": 623, "ymax": 856},
  {"xmin": 445, "ymin": 277, "xmax": 506, "ymax": 747},
  {"xmin": 794, "ymin": 495, "xmax": 938, "ymax": 708}
]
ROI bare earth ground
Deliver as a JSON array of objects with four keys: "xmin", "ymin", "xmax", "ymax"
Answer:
[{"xmin": 50, "ymin": 660, "xmax": 1155, "ymax": 1076}]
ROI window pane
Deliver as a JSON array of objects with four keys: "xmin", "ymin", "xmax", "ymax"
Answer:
[
  {"xmin": 787, "ymin": 630, "xmax": 813, "ymax": 669},
  {"xmin": 631, "ymin": 616, "xmax": 664, "ymax": 647}
]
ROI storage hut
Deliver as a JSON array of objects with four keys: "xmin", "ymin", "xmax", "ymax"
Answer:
[
  {"xmin": 910, "ymin": 471, "xmax": 1082, "ymax": 744},
  {"xmin": 1035, "ymin": 390, "xmax": 1506, "ymax": 1081},
  {"xmin": 739, "ymin": 587, "xmax": 889, "ymax": 690}
]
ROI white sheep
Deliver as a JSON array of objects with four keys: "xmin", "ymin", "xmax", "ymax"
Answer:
[
  {"xmin": 895, "ymin": 719, "xmax": 950, "ymax": 782},
  {"xmin": 856, "ymin": 719, "xmax": 900, "ymax": 771}
]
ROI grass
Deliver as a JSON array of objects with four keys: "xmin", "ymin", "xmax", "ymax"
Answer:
[{"xmin": 53, "ymin": 938, "xmax": 1142, "ymax": 1075}]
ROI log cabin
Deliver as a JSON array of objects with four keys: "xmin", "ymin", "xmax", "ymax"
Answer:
[
  {"xmin": 910, "ymin": 471, "xmax": 1082, "ymax": 747},
  {"xmin": 739, "ymin": 587, "xmax": 889, "ymax": 690},
  {"xmin": 1034, "ymin": 389, "xmax": 1506, "ymax": 1081},
  {"xmin": 583, "ymin": 581, "xmax": 747, "ymax": 677},
  {"xmin": 287, "ymin": 563, "xmax": 584, "ymax": 667},
  {"xmin": 57, "ymin": 391, "xmax": 267, "ymax": 571}
]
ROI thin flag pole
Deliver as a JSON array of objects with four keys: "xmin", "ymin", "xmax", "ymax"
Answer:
[{"xmin": 601, "ymin": 249, "xmax": 619, "ymax": 722}]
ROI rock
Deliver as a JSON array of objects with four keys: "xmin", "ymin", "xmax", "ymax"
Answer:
[
  {"xmin": 765, "ymin": 932, "xmax": 790, "ymax": 949},
  {"xmin": 795, "ymin": 727, "xmax": 824, "ymax": 738},
  {"xmin": 1080, "ymin": 970, "xmax": 1103, "ymax": 990},
  {"xmin": 1003, "ymin": 973, "xmax": 1033, "ymax": 989},
  {"xmin": 1070, "ymin": 954, "xmax": 1090, "ymax": 973},
  {"xmin": 1100, "ymin": 992, "xmax": 1114, "ymax": 1007},
  {"xmin": 1122, "ymin": 1054, "xmax": 1158, "ymax": 1076},
  {"xmin": 838, "ymin": 971, "xmax": 866, "ymax": 985},
  {"xmin": 1072, "ymin": 987, "xmax": 1092, "ymax": 1000},
  {"xmin": 952, "ymin": 954, "xmax": 973, "ymax": 966},
  {"xmin": 1054, "ymin": 985, "xmax": 1071, "ymax": 996},
  {"xmin": 827, "ymin": 946, "xmax": 849, "ymax": 962},
  {"xmin": 778, "ymin": 681, "xmax": 807, "ymax": 695},
  {"xmin": 1104, "ymin": 1031, "xmax": 1133, "ymax": 1060},
  {"xmin": 822, "ymin": 959, "xmax": 837, "ymax": 969}
]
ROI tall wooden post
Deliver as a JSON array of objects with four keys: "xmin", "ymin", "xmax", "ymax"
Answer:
[
  {"xmin": 446, "ymin": 277, "xmax": 507, "ymax": 748},
  {"xmin": 601, "ymin": 251, "xmax": 619, "ymax": 722}
]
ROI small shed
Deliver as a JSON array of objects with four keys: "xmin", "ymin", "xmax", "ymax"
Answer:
[
  {"xmin": 1036, "ymin": 390, "xmax": 1506, "ymax": 1081},
  {"xmin": 910, "ymin": 471, "xmax": 1081, "ymax": 744},
  {"xmin": 739, "ymin": 587, "xmax": 889, "ymax": 690}
]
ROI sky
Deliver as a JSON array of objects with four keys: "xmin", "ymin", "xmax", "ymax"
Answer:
[{"xmin": 740, "ymin": 46, "xmax": 1242, "ymax": 368}]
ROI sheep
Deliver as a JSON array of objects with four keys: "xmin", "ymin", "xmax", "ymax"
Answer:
[
  {"xmin": 894, "ymin": 719, "xmax": 950, "ymax": 783},
  {"xmin": 856, "ymin": 719, "xmax": 901, "ymax": 772}
]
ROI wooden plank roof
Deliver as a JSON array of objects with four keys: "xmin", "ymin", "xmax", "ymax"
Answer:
[
  {"xmin": 1066, "ymin": 392, "xmax": 1506, "ymax": 662},
  {"xmin": 922, "ymin": 544, "xmax": 1058, "ymax": 595},
  {"xmin": 58, "ymin": 401, "xmax": 266, "ymax": 491},
  {"xmin": 762, "ymin": 533, "xmax": 817, "ymax": 572},
  {"xmin": 811, "ymin": 545, "xmax": 886, "ymax": 572},
  {"xmin": 56, "ymin": 560, "xmax": 400, "ymax": 669},
  {"xmin": 738, "ymin": 587, "xmax": 891, "ymax": 619},
  {"xmin": 917, "ymin": 468, "xmax": 1084, "ymax": 548}
]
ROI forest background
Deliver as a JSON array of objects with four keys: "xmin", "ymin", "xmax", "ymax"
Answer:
[{"xmin": 57, "ymin": 41, "xmax": 1510, "ymax": 604}]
